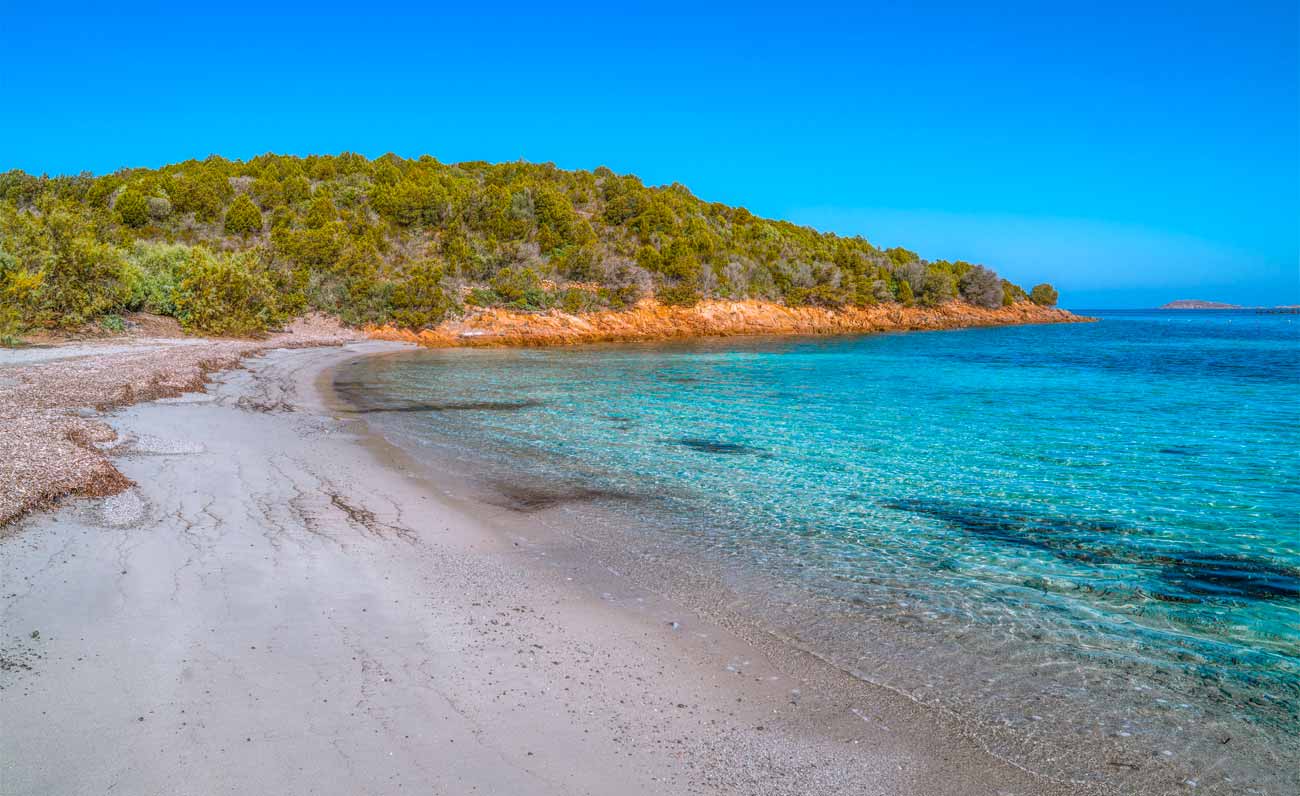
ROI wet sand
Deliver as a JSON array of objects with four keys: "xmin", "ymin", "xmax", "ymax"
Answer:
[{"xmin": 0, "ymin": 342, "xmax": 1100, "ymax": 795}]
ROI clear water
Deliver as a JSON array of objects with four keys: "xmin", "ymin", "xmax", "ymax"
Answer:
[{"xmin": 337, "ymin": 310, "xmax": 1300, "ymax": 793}]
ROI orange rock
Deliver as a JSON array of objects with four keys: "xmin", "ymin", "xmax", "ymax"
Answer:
[{"xmin": 366, "ymin": 300, "xmax": 1092, "ymax": 348}]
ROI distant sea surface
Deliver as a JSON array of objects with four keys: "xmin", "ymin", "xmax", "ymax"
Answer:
[{"xmin": 337, "ymin": 310, "xmax": 1299, "ymax": 793}]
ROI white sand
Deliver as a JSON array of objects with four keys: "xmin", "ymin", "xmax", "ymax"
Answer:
[{"xmin": 0, "ymin": 342, "xmax": 1093, "ymax": 795}]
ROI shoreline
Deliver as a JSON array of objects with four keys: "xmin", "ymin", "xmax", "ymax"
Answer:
[
  {"xmin": 368, "ymin": 298, "xmax": 1090, "ymax": 347},
  {"xmin": 0, "ymin": 305, "xmax": 1082, "ymax": 531},
  {"xmin": 0, "ymin": 340, "xmax": 1101, "ymax": 795},
  {"xmin": 330, "ymin": 384, "xmax": 1092, "ymax": 790},
  {"xmin": 331, "ymin": 342, "xmax": 1274, "ymax": 796}
]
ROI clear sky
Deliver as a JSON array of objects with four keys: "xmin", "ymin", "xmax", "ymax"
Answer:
[{"xmin": 3, "ymin": 1, "xmax": 1296, "ymax": 307}]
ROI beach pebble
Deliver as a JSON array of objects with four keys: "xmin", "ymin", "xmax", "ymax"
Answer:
[{"xmin": 100, "ymin": 489, "xmax": 145, "ymax": 527}]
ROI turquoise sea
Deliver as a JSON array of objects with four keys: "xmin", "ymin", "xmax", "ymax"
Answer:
[{"xmin": 337, "ymin": 310, "xmax": 1300, "ymax": 793}]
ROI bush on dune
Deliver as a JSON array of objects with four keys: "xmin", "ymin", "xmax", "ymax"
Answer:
[
  {"xmin": 0, "ymin": 248, "xmax": 42, "ymax": 342},
  {"xmin": 123, "ymin": 241, "xmax": 191, "ymax": 316},
  {"xmin": 174, "ymin": 249, "xmax": 282, "ymax": 335},
  {"xmin": 0, "ymin": 206, "xmax": 133, "ymax": 329}
]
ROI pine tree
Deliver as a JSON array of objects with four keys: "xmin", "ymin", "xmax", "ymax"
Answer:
[{"xmin": 224, "ymin": 194, "xmax": 263, "ymax": 236}]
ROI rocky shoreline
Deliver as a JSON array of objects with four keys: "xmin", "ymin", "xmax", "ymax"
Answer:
[{"xmin": 368, "ymin": 299, "xmax": 1089, "ymax": 347}]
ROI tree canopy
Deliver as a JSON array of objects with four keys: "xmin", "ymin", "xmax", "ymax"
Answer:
[
  {"xmin": 0, "ymin": 153, "xmax": 1051, "ymax": 336},
  {"xmin": 1030, "ymin": 283, "xmax": 1060, "ymax": 307}
]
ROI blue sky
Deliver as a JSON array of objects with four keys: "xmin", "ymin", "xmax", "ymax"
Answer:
[{"xmin": 2, "ymin": 1, "xmax": 1295, "ymax": 307}]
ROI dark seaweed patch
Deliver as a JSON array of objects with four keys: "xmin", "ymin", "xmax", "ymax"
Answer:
[
  {"xmin": 1158, "ymin": 446, "xmax": 1199, "ymax": 456},
  {"xmin": 881, "ymin": 498, "xmax": 1125, "ymax": 554},
  {"xmin": 344, "ymin": 399, "xmax": 542, "ymax": 414},
  {"xmin": 603, "ymin": 414, "xmax": 637, "ymax": 431},
  {"xmin": 675, "ymin": 437, "xmax": 766, "ymax": 456},
  {"xmin": 1156, "ymin": 553, "xmax": 1300, "ymax": 600},
  {"xmin": 484, "ymin": 483, "xmax": 644, "ymax": 513},
  {"xmin": 884, "ymin": 497, "xmax": 1300, "ymax": 603}
]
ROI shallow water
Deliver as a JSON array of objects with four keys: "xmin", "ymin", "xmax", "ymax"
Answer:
[{"xmin": 338, "ymin": 310, "xmax": 1300, "ymax": 793}]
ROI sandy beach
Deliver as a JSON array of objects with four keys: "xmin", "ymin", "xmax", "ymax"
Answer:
[{"xmin": 0, "ymin": 339, "xmax": 1102, "ymax": 795}]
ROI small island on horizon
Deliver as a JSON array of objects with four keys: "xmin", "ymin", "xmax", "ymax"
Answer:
[
  {"xmin": 1161, "ymin": 299, "xmax": 1243, "ymax": 309},
  {"xmin": 1160, "ymin": 299, "xmax": 1300, "ymax": 310}
]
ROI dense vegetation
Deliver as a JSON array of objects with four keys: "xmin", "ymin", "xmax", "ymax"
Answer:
[{"xmin": 0, "ymin": 153, "xmax": 1057, "ymax": 338}]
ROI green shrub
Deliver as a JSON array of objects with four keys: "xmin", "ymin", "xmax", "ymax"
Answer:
[
  {"xmin": 147, "ymin": 196, "xmax": 172, "ymax": 220},
  {"xmin": 466, "ymin": 287, "xmax": 500, "ymax": 308},
  {"xmin": 224, "ymin": 194, "xmax": 263, "ymax": 235},
  {"xmin": 490, "ymin": 266, "xmax": 549, "ymax": 310},
  {"xmin": 250, "ymin": 177, "xmax": 285, "ymax": 208},
  {"xmin": 389, "ymin": 261, "xmax": 456, "ymax": 329},
  {"xmin": 328, "ymin": 243, "xmax": 390, "ymax": 325},
  {"xmin": 171, "ymin": 167, "xmax": 232, "ymax": 221},
  {"xmin": 0, "ymin": 248, "xmax": 41, "ymax": 339},
  {"xmin": 275, "ymin": 223, "xmax": 343, "ymax": 269},
  {"xmin": 1002, "ymin": 279, "xmax": 1028, "ymax": 305},
  {"xmin": 116, "ymin": 190, "xmax": 150, "ymax": 228},
  {"xmin": 304, "ymin": 194, "xmax": 336, "ymax": 228},
  {"xmin": 555, "ymin": 243, "xmax": 600, "ymax": 282},
  {"xmin": 558, "ymin": 287, "xmax": 604, "ymax": 313},
  {"xmin": 895, "ymin": 279, "xmax": 915, "ymax": 307},
  {"xmin": 919, "ymin": 267, "xmax": 956, "ymax": 307},
  {"xmin": 123, "ymin": 241, "xmax": 190, "ymax": 315},
  {"xmin": 1029, "ymin": 283, "xmax": 1059, "ymax": 307},
  {"xmin": 174, "ymin": 249, "xmax": 281, "ymax": 335},
  {"xmin": 22, "ymin": 208, "xmax": 133, "ymax": 328},
  {"xmin": 657, "ymin": 282, "xmax": 701, "ymax": 307},
  {"xmin": 597, "ymin": 285, "xmax": 642, "ymax": 310},
  {"xmin": 787, "ymin": 284, "xmax": 846, "ymax": 308},
  {"xmin": 282, "ymin": 175, "xmax": 311, "ymax": 205},
  {"xmin": 100, "ymin": 313, "xmax": 125, "ymax": 332}
]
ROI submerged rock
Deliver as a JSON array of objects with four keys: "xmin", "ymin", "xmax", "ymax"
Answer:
[{"xmin": 675, "ymin": 437, "xmax": 766, "ymax": 456}]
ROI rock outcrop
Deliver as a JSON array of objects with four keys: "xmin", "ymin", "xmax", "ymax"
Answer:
[{"xmin": 368, "ymin": 299, "xmax": 1090, "ymax": 348}]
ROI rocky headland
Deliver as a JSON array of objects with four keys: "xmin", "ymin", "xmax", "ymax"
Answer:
[{"xmin": 369, "ymin": 299, "xmax": 1088, "ymax": 347}]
